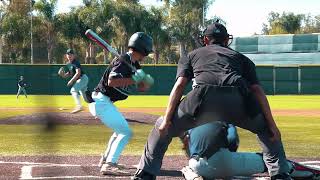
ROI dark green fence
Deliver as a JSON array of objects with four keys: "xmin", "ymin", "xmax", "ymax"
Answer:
[
  {"xmin": 275, "ymin": 66, "xmax": 299, "ymax": 94},
  {"xmin": 1, "ymin": 64, "xmax": 320, "ymax": 95},
  {"xmin": 300, "ymin": 65, "xmax": 320, "ymax": 94},
  {"xmin": 256, "ymin": 65, "xmax": 274, "ymax": 95}
]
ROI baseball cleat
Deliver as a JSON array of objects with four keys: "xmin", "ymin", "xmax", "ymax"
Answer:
[
  {"xmin": 98, "ymin": 154, "xmax": 105, "ymax": 168},
  {"xmin": 181, "ymin": 166, "xmax": 203, "ymax": 180},
  {"xmin": 100, "ymin": 162, "xmax": 130, "ymax": 175}
]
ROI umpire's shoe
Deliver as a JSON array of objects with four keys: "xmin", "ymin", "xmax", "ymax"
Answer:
[
  {"xmin": 131, "ymin": 169, "xmax": 156, "ymax": 180},
  {"xmin": 271, "ymin": 173, "xmax": 293, "ymax": 180}
]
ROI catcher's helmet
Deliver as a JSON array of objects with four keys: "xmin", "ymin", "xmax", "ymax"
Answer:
[{"xmin": 128, "ymin": 32, "xmax": 153, "ymax": 56}]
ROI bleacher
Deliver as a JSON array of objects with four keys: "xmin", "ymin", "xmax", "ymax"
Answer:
[{"xmin": 229, "ymin": 34, "xmax": 320, "ymax": 65}]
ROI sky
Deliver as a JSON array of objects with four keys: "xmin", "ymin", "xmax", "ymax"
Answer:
[{"xmin": 56, "ymin": 0, "xmax": 320, "ymax": 37}]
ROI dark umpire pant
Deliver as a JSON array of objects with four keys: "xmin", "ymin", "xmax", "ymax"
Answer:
[{"xmin": 137, "ymin": 85, "xmax": 290, "ymax": 177}]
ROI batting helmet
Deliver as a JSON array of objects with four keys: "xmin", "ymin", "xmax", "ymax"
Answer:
[{"xmin": 128, "ymin": 32, "xmax": 153, "ymax": 56}]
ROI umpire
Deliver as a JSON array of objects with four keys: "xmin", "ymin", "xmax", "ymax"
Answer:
[{"xmin": 132, "ymin": 22, "xmax": 291, "ymax": 180}]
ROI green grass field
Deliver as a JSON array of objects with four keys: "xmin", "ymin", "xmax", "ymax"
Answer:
[
  {"xmin": 2, "ymin": 95, "xmax": 320, "ymax": 109},
  {"xmin": 0, "ymin": 95, "xmax": 319, "ymax": 158}
]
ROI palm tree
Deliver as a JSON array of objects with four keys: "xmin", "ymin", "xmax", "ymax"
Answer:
[
  {"xmin": 164, "ymin": 0, "xmax": 212, "ymax": 59},
  {"xmin": 142, "ymin": 7, "xmax": 170, "ymax": 64},
  {"xmin": 33, "ymin": 0, "xmax": 58, "ymax": 64},
  {"xmin": 1, "ymin": 0, "xmax": 30, "ymax": 63}
]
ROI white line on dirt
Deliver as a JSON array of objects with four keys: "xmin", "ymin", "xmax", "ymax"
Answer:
[
  {"xmin": 304, "ymin": 165, "xmax": 320, "ymax": 170},
  {"xmin": 0, "ymin": 161, "xmax": 97, "ymax": 167},
  {"xmin": 0, "ymin": 161, "xmax": 99, "ymax": 180},
  {"xmin": 20, "ymin": 166, "xmax": 33, "ymax": 179},
  {"xmin": 21, "ymin": 176, "xmax": 129, "ymax": 179},
  {"xmin": 3, "ymin": 160, "xmax": 319, "ymax": 180},
  {"xmin": 300, "ymin": 161, "xmax": 320, "ymax": 164}
]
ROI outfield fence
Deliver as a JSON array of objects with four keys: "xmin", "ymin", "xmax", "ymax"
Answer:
[{"xmin": 0, "ymin": 64, "xmax": 320, "ymax": 95}]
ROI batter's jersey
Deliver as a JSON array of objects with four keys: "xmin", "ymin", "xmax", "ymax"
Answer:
[
  {"xmin": 176, "ymin": 44, "xmax": 259, "ymax": 88},
  {"xmin": 94, "ymin": 53, "xmax": 141, "ymax": 102}
]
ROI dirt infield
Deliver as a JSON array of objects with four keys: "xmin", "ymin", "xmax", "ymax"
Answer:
[
  {"xmin": 0, "ymin": 109, "xmax": 198, "ymax": 179},
  {"xmin": 1, "ymin": 155, "xmax": 319, "ymax": 179},
  {"xmin": 0, "ymin": 111, "xmax": 159, "ymax": 125},
  {"xmin": 0, "ymin": 155, "xmax": 188, "ymax": 180},
  {"xmin": 1, "ymin": 110, "xmax": 320, "ymax": 179},
  {"xmin": 1, "ymin": 107, "xmax": 320, "ymax": 117}
]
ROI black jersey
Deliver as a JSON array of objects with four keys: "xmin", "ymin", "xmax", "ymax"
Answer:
[
  {"xmin": 18, "ymin": 80, "xmax": 27, "ymax": 87},
  {"xmin": 94, "ymin": 53, "xmax": 141, "ymax": 102},
  {"xmin": 176, "ymin": 44, "xmax": 259, "ymax": 88}
]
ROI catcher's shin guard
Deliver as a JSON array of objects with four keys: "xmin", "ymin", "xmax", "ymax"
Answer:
[{"xmin": 189, "ymin": 149, "xmax": 265, "ymax": 179}]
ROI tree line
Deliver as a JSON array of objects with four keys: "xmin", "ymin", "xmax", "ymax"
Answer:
[{"xmin": 0, "ymin": 0, "xmax": 319, "ymax": 64}]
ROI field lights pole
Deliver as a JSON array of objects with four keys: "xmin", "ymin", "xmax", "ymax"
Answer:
[{"xmin": 30, "ymin": 0, "xmax": 34, "ymax": 64}]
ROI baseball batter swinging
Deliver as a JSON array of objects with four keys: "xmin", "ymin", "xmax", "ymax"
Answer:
[{"xmin": 88, "ymin": 32, "xmax": 154, "ymax": 175}]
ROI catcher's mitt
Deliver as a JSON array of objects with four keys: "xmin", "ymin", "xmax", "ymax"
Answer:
[{"xmin": 58, "ymin": 66, "xmax": 71, "ymax": 78}]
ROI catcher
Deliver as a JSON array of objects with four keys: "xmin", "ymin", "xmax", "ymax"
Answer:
[
  {"xmin": 181, "ymin": 121, "xmax": 318, "ymax": 180},
  {"xmin": 87, "ymin": 32, "xmax": 154, "ymax": 175}
]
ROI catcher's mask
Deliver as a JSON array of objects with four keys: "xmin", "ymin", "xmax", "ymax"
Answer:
[
  {"xmin": 198, "ymin": 32, "xmax": 233, "ymax": 47},
  {"xmin": 198, "ymin": 22, "xmax": 233, "ymax": 47}
]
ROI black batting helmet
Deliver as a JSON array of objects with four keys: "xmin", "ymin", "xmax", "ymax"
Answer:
[{"xmin": 128, "ymin": 32, "xmax": 153, "ymax": 56}]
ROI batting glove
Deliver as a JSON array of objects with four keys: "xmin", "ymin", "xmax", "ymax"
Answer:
[
  {"xmin": 132, "ymin": 69, "xmax": 146, "ymax": 83},
  {"xmin": 143, "ymin": 74, "xmax": 154, "ymax": 86}
]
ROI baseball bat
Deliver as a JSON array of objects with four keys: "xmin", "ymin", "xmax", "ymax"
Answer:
[
  {"xmin": 85, "ymin": 29, "xmax": 120, "ymax": 57},
  {"xmin": 85, "ymin": 29, "xmax": 137, "ymax": 71}
]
